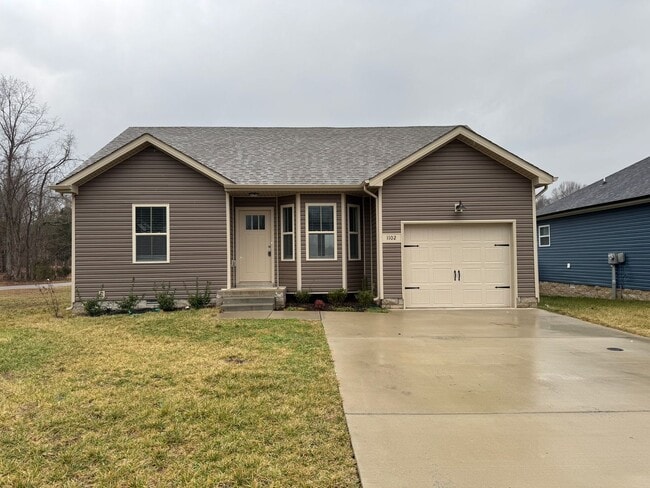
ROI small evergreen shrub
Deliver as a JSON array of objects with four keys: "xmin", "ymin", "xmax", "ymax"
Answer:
[
  {"xmin": 77, "ymin": 286, "xmax": 106, "ymax": 317},
  {"xmin": 155, "ymin": 282, "xmax": 176, "ymax": 311},
  {"xmin": 355, "ymin": 289, "xmax": 375, "ymax": 308},
  {"xmin": 314, "ymin": 299, "xmax": 326, "ymax": 311},
  {"xmin": 185, "ymin": 278, "xmax": 212, "ymax": 309},
  {"xmin": 294, "ymin": 289, "xmax": 311, "ymax": 304},
  {"xmin": 118, "ymin": 278, "xmax": 144, "ymax": 314},
  {"xmin": 327, "ymin": 288, "xmax": 347, "ymax": 307}
]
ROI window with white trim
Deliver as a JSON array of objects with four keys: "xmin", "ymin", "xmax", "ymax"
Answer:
[
  {"xmin": 538, "ymin": 225, "xmax": 550, "ymax": 247},
  {"xmin": 133, "ymin": 205, "xmax": 169, "ymax": 262},
  {"xmin": 347, "ymin": 204, "xmax": 361, "ymax": 260},
  {"xmin": 307, "ymin": 204, "xmax": 336, "ymax": 260},
  {"xmin": 281, "ymin": 205, "xmax": 294, "ymax": 261}
]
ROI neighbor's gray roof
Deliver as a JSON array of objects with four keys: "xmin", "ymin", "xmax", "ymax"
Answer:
[
  {"xmin": 67, "ymin": 126, "xmax": 461, "ymax": 185},
  {"xmin": 538, "ymin": 155, "xmax": 650, "ymax": 216}
]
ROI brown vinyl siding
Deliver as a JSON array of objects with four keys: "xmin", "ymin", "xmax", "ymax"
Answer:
[
  {"xmin": 301, "ymin": 194, "xmax": 343, "ymax": 292},
  {"xmin": 75, "ymin": 146, "xmax": 226, "ymax": 301},
  {"xmin": 381, "ymin": 140, "xmax": 535, "ymax": 301}
]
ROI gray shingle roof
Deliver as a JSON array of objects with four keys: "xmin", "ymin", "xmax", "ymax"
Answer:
[
  {"xmin": 538, "ymin": 155, "xmax": 650, "ymax": 216},
  {"xmin": 67, "ymin": 126, "xmax": 460, "ymax": 185}
]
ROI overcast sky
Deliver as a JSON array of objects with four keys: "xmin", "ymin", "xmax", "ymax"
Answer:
[{"xmin": 1, "ymin": 0, "xmax": 648, "ymax": 185}]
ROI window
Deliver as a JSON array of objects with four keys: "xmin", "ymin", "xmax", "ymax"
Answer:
[
  {"xmin": 245, "ymin": 214, "xmax": 266, "ymax": 230},
  {"xmin": 307, "ymin": 204, "xmax": 336, "ymax": 260},
  {"xmin": 133, "ymin": 205, "xmax": 169, "ymax": 262},
  {"xmin": 281, "ymin": 205, "xmax": 294, "ymax": 261},
  {"xmin": 538, "ymin": 225, "xmax": 550, "ymax": 247},
  {"xmin": 347, "ymin": 204, "xmax": 361, "ymax": 260}
]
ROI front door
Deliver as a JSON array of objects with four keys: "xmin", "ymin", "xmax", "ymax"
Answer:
[{"xmin": 236, "ymin": 209, "xmax": 273, "ymax": 285}]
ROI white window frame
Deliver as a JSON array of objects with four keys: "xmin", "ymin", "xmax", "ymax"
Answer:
[
  {"xmin": 306, "ymin": 203, "xmax": 337, "ymax": 261},
  {"xmin": 280, "ymin": 204, "xmax": 295, "ymax": 262},
  {"xmin": 538, "ymin": 224, "xmax": 550, "ymax": 247},
  {"xmin": 132, "ymin": 204, "xmax": 170, "ymax": 263},
  {"xmin": 347, "ymin": 204, "xmax": 361, "ymax": 261}
]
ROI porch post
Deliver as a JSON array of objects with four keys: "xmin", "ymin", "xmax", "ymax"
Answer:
[
  {"xmin": 341, "ymin": 193, "xmax": 347, "ymax": 288},
  {"xmin": 296, "ymin": 193, "xmax": 302, "ymax": 290},
  {"xmin": 226, "ymin": 190, "xmax": 232, "ymax": 289}
]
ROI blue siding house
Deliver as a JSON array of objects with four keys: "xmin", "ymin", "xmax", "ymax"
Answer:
[{"xmin": 537, "ymin": 156, "xmax": 650, "ymax": 291}]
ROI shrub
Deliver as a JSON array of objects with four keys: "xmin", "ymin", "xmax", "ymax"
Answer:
[
  {"xmin": 38, "ymin": 280, "xmax": 62, "ymax": 318},
  {"xmin": 294, "ymin": 289, "xmax": 311, "ymax": 304},
  {"xmin": 154, "ymin": 282, "xmax": 176, "ymax": 311},
  {"xmin": 355, "ymin": 289, "xmax": 375, "ymax": 308},
  {"xmin": 327, "ymin": 288, "xmax": 347, "ymax": 307},
  {"xmin": 314, "ymin": 299, "xmax": 326, "ymax": 311},
  {"xmin": 77, "ymin": 286, "xmax": 106, "ymax": 317},
  {"xmin": 185, "ymin": 278, "xmax": 212, "ymax": 309},
  {"xmin": 117, "ymin": 278, "xmax": 144, "ymax": 314}
]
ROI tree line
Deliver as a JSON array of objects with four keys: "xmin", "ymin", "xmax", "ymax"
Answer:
[{"xmin": 0, "ymin": 75, "xmax": 75, "ymax": 281}]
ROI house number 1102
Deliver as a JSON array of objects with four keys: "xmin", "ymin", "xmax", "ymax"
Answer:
[{"xmin": 382, "ymin": 233, "xmax": 402, "ymax": 243}]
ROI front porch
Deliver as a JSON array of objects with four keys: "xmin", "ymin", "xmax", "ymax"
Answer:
[{"xmin": 217, "ymin": 286, "xmax": 287, "ymax": 312}]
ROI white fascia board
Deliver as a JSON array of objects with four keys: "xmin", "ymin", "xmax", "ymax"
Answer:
[
  {"xmin": 368, "ymin": 126, "xmax": 555, "ymax": 187},
  {"xmin": 54, "ymin": 134, "xmax": 233, "ymax": 190}
]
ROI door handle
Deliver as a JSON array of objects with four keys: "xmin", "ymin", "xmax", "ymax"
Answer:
[
  {"xmin": 268, "ymin": 245, "xmax": 271, "ymax": 257},
  {"xmin": 454, "ymin": 270, "xmax": 457, "ymax": 281},
  {"xmin": 458, "ymin": 270, "xmax": 461, "ymax": 281}
]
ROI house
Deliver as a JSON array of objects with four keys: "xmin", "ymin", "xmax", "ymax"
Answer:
[
  {"xmin": 537, "ymin": 156, "xmax": 650, "ymax": 297},
  {"xmin": 53, "ymin": 126, "xmax": 554, "ymax": 309}
]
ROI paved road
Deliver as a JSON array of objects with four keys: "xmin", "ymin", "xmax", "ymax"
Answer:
[
  {"xmin": 323, "ymin": 309, "xmax": 650, "ymax": 488},
  {"xmin": 0, "ymin": 282, "xmax": 71, "ymax": 291}
]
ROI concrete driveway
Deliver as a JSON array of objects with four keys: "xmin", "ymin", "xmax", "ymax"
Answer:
[{"xmin": 322, "ymin": 309, "xmax": 650, "ymax": 488}]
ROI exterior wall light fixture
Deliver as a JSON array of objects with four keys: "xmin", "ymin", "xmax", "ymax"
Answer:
[{"xmin": 454, "ymin": 201, "xmax": 466, "ymax": 213}]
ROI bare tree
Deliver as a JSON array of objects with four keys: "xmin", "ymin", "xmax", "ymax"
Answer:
[
  {"xmin": 0, "ymin": 75, "xmax": 75, "ymax": 280},
  {"xmin": 536, "ymin": 180, "xmax": 584, "ymax": 210}
]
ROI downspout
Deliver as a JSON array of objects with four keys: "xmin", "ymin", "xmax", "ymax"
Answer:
[
  {"xmin": 532, "ymin": 184, "xmax": 549, "ymax": 303},
  {"xmin": 362, "ymin": 181, "xmax": 378, "ymax": 298}
]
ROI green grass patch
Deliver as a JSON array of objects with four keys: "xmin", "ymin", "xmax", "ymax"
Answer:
[
  {"xmin": 0, "ymin": 288, "xmax": 359, "ymax": 487},
  {"xmin": 539, "ymin": 295, "xmax": 650, "ymax": 337}
]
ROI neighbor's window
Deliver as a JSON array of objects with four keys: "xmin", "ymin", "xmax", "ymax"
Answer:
[
  {"xmin": 538, "ymin": 225, "xmax": 550, "ymax": 247},
  {"xmin": 348, "ymin": 204, "xmax": 361, "ymax": 260},
  {"xmin": 281, "ymin": 205, "xmax": 294, "ymax": 261},
  {"xmin": 133, "ymin": 205, "xmax": 169, "ymax": 262},
  {"xmin": 307, "ymin": 204, "xmax": 336, "ymax": 260}
]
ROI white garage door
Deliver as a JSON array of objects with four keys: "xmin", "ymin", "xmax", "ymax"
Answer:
[{"xmin": 403, "ymin": 223, "xmax": 513, "ymax": 308}]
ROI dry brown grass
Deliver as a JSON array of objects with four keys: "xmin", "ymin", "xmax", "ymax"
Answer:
[
  {"xmin": 540, "ymin": 295, "xmax": 650, "ymax": 337},
  {"xmin": 0, "ymin": 288, "xmax": 360, "ymax": 487}
]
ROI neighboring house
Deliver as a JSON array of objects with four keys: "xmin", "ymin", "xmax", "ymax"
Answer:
[
  {"xmin": 53, "ymin": 126, "xmax": 553, "ymax": 309},
  {"xmin": 537, "ymin": 156, "xmax": 650, "ymax": 293}
]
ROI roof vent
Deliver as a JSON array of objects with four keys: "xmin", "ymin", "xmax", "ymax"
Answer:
[{"xmin": 602, "ymin": 177, "xmax": 607, "ymax": 184}]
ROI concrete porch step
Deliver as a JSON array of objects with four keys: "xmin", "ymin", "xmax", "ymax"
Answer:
[{"xmin": 218, "ymin": 287, "xmax": 286, "ymax": 311}]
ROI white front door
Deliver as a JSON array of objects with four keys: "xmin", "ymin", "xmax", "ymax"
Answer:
[{"xmin": 236, "ymin": 209, "xmax": 273, "ymax": 285}]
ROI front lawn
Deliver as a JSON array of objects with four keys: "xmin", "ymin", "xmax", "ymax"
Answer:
[
  {"xmin": 539, "ymin": 295, "xmax": 650, "ymax": 337},
  {"xmin": 0, "ymin": 289, "xmax": 359, "ymax": 487}
]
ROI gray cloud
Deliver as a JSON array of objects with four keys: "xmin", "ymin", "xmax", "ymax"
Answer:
[{"xmin": 1, "ymin": 0, "xmax": 648, "ymax": 185}]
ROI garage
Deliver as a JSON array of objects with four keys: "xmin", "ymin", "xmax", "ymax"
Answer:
[{"xmin": 402, "ymin": 222, "xmax": 514, "ymax": 308}]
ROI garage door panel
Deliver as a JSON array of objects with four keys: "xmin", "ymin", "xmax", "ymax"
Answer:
[
  {"xmin": 485, "ymin": 289, "xmax": 511, "ymax": 306},
  {"xmin": 432, "ymin": 269, "xmax": 453, "ymax": 283},
  {"xmin": 460, "ymin": 268, "xmax": 483, "ymax": 284},
  {"xmin": 403, "ymin": 223, "xmax": 513, "ymax": 308}
]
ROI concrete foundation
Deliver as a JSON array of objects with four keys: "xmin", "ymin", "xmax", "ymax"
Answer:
[{"xmin": 541, "ymin": 281, "xmax": 650, "ymax": 301}]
